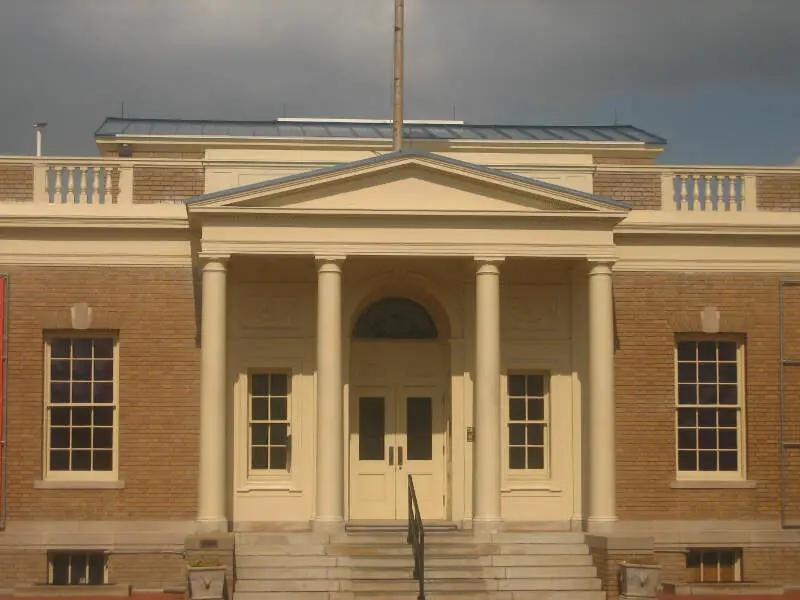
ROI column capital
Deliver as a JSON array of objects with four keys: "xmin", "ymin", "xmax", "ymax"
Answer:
[
  {"xmin": 475, "ymin": 256, "xmax": 505, "ymax": 275},
  {"xmin": 199, "ymin": 254, "xmax": 230, "ymax": 271},
  {"xmin": 315, "ymin": 255, "xmax": 346, "ymax": 272},
  {"xmin": 587, "ymin": 259, "xmax": 615, "ymax": 276}
]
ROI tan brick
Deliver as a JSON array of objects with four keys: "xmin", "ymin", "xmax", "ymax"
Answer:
[
  {"xmin": 133, "ymin": 166, "xmax": 204, "ymax": 203},
  {"xmin": 0, "ymin": 165, "xmax": 33, "ymax": 202},
  {"xmin": 594, "ymin": 172, "xmax": 661, "ymax": 209},
  {"xmin": 757, "ymin": 174, "xmax": 800, "ymax": 211},
  {"xmin": 4, "ymin": 266, "xmax": 199, "ymax": 521},
  {"xmin": 614, "ymin": 272, "xmax": 800, "ymax": 520}
]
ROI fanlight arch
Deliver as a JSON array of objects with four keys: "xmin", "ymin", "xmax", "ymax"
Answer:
[{"xmin": 352, "ymin": 297, "xmax": 439, "ymax": 340}]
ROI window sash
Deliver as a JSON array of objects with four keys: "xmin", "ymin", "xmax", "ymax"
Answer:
[
  {"xmin": 248, "ymin": 371, "xmax": 291, "ymax": 474},
  {"xmin": 44, "ymin": 336, "xmax": 119, "ymax": 481},
  {"xmin": 505, "ymin": 372, "xmax": 550, "ymax": 476},
  {"xmin": 687, "ymin": 549, "xmax": 741, "ymax": 583},
  {"xmin": 675, "ymin": 338, "xmax": 745, "ymax": 480}
]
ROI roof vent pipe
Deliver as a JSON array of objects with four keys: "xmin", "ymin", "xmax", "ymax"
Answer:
[{"xmin": 33, "ymin": 122, "xmax": 47, "ymax": 157}]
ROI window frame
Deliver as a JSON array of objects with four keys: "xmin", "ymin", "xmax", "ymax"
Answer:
[
  {"xmin": 674, "ymin": 335, "xmax": 747, "ymax": 482},
  {"xmin": 246, "ymin": 369, "xmax": 293, "ymax": 479},
  {"xmin": 686, "ymin": 548, "xmax": 742, "ymax": 583},
  {"xmin": 502, "ymin": 370, "xmax": 551, "ymax": 481},
  {"xmin": 48, "ymin": 550, "xmax": 108, "ymax": 585},
  {"xmin": 42, "ymin": 333, "xmax": 120, "ymax": 483}
]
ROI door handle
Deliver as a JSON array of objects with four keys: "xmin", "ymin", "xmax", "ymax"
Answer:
[
  {"xmin": 389, "ymin": 446, "xmax": 394, "ymax": 466},
  {"xmin": 398, "ymin": 446, "xmax": 404, "ymax": 468}
]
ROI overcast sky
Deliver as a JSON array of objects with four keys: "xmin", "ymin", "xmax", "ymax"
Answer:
[{"xmin": 1, "ymin": 0, "xmax": 799, "ymax": 164}]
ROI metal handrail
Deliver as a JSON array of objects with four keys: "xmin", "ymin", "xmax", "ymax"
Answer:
[{"xmin": 407, "ymin": 474, "xmax": 425, "ymax": 600}]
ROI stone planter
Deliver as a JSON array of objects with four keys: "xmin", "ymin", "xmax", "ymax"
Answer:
[
  {"xmin": 188, "ymin": 566, "xmax": 226, "ymax": 600},
  {"xmin": 618, "ymin": 561, "xmax": 662, "ymax": 599}
]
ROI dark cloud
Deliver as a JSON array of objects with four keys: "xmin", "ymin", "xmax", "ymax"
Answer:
[{"xmin": 1, "ymin": 0, "xmax": 798, "ymax": 163}]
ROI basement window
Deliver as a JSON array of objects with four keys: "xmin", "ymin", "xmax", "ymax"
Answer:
[
  {"xmin": 48, "ymin": 551, "xmax": 107, "ymax": 585},
  {"xmin": 686, "ymin": 549, "xmax": 741, "ymax": 583}
]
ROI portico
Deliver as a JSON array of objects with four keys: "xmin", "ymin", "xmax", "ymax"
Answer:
[{"xmin": 188, "ymin": 150, "xmax": 625, "ymax": 533}]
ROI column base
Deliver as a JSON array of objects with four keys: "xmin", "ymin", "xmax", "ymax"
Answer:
[
  {"xmin": 312, "ymin": 517, "xmax": 345, "ymax": 534},
  {"xmin": 472, "ymin": 517, "xmax": 504, "ymax": 534},
  {"xmin": 586, "ymin": 516, "xmax": 619, "ymax": 534},
  {"xmin": 195, "ymin": 517, "xmax": 229, "ymax": 534}
]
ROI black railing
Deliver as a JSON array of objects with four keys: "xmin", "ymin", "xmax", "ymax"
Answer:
[{"xmin": 407, "ymin": 474, "xmax": 425, "ymax": 600}]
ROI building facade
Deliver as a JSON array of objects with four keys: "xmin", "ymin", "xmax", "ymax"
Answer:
[{"xmin": 0, "ymin": 118, "xmax": 799, "ymax": 595}]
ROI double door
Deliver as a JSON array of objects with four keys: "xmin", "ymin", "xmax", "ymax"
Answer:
[{"xmin": 349, "ymin": 385, "xmax": 445, "ymax": 521}]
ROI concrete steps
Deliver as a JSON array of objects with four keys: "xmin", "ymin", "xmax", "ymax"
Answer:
[{"xmin": 233, "ymin": 530, "xmax": 605, "ymax": 600}]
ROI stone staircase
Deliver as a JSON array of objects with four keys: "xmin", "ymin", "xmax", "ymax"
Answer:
[{"xmin": 234, "ymin": 528, "xmax": 605, "ymax": 600}]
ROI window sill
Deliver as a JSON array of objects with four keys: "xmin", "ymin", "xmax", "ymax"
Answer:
[
  {"xmin": 34, "ymin": 480, "xmax": 125, "ymax": 490},
  {"xmin": 670, "ymin": 480, "xmax": 756, "ymax": 489}
]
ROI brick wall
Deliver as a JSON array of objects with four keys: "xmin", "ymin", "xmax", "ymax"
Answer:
[
  {"xmin": 594, "ymin": 171, "xmax": 661, "ymax": 209},
  {"xmin": 108, "ymin": 553, "xmax": 186, "ymax": 590},
  {"xmin": 0, "ymin": 165, "xmax": 33, "ymax": 202},
  {"xmin": 744, "ymin": 547, "xmax": 800, "ymax": 584},
  {"xmin": 757, "ymin": 174, "xmax": 800, "ymax": 211},
  {"xmin": 0, "ymin": 550, "xmax": 45, "ymax": 589},
  {"xmin": 4, "ymin": 266, "xmax": 200, "ymax": 520},
  {"xmin": 614, "ymin": 272, "xmax": 800, "ymax": 520},
  {"xmin": 133, "ymin": 166, "xmax": 204, "ymax": 203},
  {"xmin": 133, "ymin": 167, "xmax": 205, "ymax": 204}
]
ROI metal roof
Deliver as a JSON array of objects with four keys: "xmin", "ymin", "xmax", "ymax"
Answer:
[
  {"xmin": 95, "ymin": 117, "xmax": 666, "ymax": 144},
  {"xmin": 184, "ymin": 148, "xmax": 632, "ymax": 210}
]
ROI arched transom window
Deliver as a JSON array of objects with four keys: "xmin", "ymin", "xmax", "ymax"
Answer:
[{"xmin": 353, "ymin": 297, "xmax": 438, "ymax": 340}]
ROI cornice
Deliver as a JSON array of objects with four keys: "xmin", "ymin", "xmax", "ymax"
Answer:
[
  {"xmin": 0, "ymin": 215, "xmax": 189, "ymax": 230},
  {"xmin": 200, "ymin": 239, "xmax": 618, "ymax": 259},
  {"xmin": 615, "ymin": 259, "xmax": 800, "ymax": 273}
]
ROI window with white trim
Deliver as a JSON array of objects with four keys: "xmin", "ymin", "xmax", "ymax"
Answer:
[
  {"xmin": 45, "ymin": 336, "xmax": 118, "ymax": 479},
  {"xmin": 686, "ymin": 549, "xmax": 741, "ymax": 583},
  {"xmin": 676, "ymin": 339, "xmax": 744, "ymax": 478},
  {"xmin": 506, "ymin": 373, "xmax": 549, "ymax": 472},
  {"xmin": 248, "ymin": 372, "xmax": 291, "ymax": 473}
]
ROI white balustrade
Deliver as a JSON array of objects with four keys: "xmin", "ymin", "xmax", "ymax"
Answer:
[
  {"xmin": 33, "ymin": 160, "xmax": 133, "ymax": 206},
  {"xmin": 663, "ymin": 171, "xmax": 757, "ymax": 212}
]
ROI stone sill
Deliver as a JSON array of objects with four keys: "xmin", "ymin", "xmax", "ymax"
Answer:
[
  {"xmin": 662, "ymin": 582, "xmax": 783, "ymax": 596},
  {"xmin": 14, "ymin": 583, "xmax": 131, "ymax": 597},
  {"xmin": 34, "ymin": 480, "xmax": 126, "ymax": 490},
  {"xmin": 670, "ymin": 480, "xmax": 756, "ymax": 489}
]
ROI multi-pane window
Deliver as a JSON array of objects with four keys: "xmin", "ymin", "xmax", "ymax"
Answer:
[
  {"xmin": 46, "ymin": 337, "xmax": 117, "ymax": 476},
  {"xmin": 49, "ymin": 551, "xmax": 107, "ymax": 585},
  {"xmin": 507, "ymin": 373, "xmax": 548, "ymax": 471},
  {"xmin": 686, "ymin": 549, "xmax": 741, "ymax": 583},
  {"xmin": 676, "ymin": 340, "xmax": 742, "ymax": 475},
  {"xmin": 249, "ymin": 373, "xmax": 290, "ymax": 472}
]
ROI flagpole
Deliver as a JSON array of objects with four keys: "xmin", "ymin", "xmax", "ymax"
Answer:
[{"xmin": 392, "ymin": 0, "xmax": 404, "ymax": 152}]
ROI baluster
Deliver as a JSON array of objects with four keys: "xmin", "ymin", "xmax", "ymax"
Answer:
[
  {"xmin": 79, "ymin": 167, "xmax": 89, "ymax": 204},
  {"xmin": 52, "ymin": 167, "xmax": 63, "ymax": 203},
  {"xmin": 87, "ymin": 168, "xmax": 97, "ymax": 204},
  {"xmin": 45, "ymin": 166, "xmax": 54, "ymax": 203},
  {"xmin": 717, "ymin": 176, "xmax": 726, "ymax": 211},
  {"xmin": 65, "ymin": 168, "xmax": 76, "ymax": 203},
  {"xmin": 103, "ymin": 168, "xmax": 112, "ymax": 204},
  {"xmin": 679, "ymin": 175, "xmax": 688, "ymax": 210},
  {"xmin": 704, "ymin": 175, "xmax": 713, "ymax": 211},
  {"xmin": 692, "ymin": 175, "xmax": 701, "ymax": 211},
  {"xmin": 734, "ymin": 176, "xmax": 742, "ymax": 211}
]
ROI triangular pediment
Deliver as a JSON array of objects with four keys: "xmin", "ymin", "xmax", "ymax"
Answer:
[{"xmin": 187, "ymin": 151, "xmax": 629, "ymax": 215}]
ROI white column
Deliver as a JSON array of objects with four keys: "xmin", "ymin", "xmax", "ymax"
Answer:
[
  {"xmin": 473, "ymin": 258, "xmax": 503, "ymax": 531},
  {"xmin": 314, "ymin": 256, "xmax": 345, "ymax": 529},
  {"xmin": 588, "ymin": 261, "xmax": 617, "ymax": 529},
  {"xmin": 197, "ymin": 256, "xmax": 229, "ymax": 532}
]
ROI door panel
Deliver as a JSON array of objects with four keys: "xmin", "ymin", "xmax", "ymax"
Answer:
[
  {"xmin": 397, "ymin": 387, "xmax": 446, "ymax": 520},
  {"xmin": 349, "ymin": 390, "xmax": 396, "ymax": 520}
]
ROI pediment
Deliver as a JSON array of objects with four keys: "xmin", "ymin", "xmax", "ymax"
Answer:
[{"xmin": 187, "ymin": 151, "xmax": 629, "ymax": 215}]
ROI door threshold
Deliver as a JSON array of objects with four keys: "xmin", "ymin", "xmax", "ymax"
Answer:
[{"xmin": 345, "ymin": 520, "xmax": 460, "ymax": 533}]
